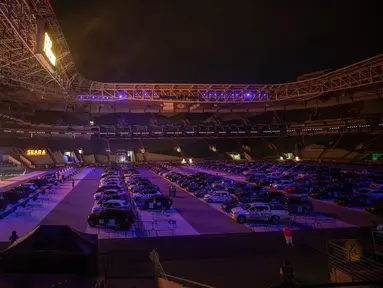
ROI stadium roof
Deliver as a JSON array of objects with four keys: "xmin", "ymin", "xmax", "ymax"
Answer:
[{"xmin": 0, "ymin": 0, "xmax": 382, "ymax": 105}]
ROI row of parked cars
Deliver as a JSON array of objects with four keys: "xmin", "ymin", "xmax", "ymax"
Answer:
[
  {"xmin": 88, "ymin": 165, "xmax": 137, "ymax": 229},
  {"xmin": 195, "ymin": 161, "xmax": 383, "ymax": 217},
  {"xmin": 0, "ymin": 167, "xmax": 81, "ymax": 219},
  {"xmin": 87, "ymin": 165, "xmax": 173, "ymax": 230},
  {"xmin": 147, "ymin": 163, "xmax": 311, "ymax": 224},
  {"xmin": 0, "ymin": 172, "xmax": 66, "ymax": 212}
]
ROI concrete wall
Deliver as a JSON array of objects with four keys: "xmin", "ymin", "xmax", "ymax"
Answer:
[
  {"xmin": 82, "ymin": 154, "xmax": 96, "ymax": 164},
  {"xmin": 95, "ymin": 154, "xmax": 108, "ymax": 163},
  {"xmin": 52, "ymin": 151, "xmax": 66, "ymax": 164}
]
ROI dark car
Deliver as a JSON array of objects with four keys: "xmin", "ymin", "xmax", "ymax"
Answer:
[
  {"xmin": 193, "ymin": 189, "xmax": 210, "ymax": 198},
  {"xmin": 308, "ymin": 187, "xmax": 353, "ymax": 200},
  {"xmin": 136, "ymin": 195, "xmax": 173, "ymax": 210},
  {"xmin": 253, "ymin": 191, "xmax": 287, "ymax": 203},
  {"xmin": 88, "ymin": 209, "xmax": 135, "ymax": 229},
  {"xmin": 334, "ymin": 194, "xmax": 372, "ymax": 207},
  {"xmin": 221, "ymin": 198, "xmax": 242, "ymax": 212},
  {"xmin": 10, "ymin": 186, "xmax": 34, "ymax": 197},
  {"xmin": 0, "ymin": 196, "xmax": 9, "ymax": 210},
  {"xmin": 96, "ymin": 186, "xmax": 124, "ymax": 193},
  {"xmin": 96, "ymin": 194, "xmax": 127, "ymax": 205},
  {"xmin": 365, "ymin": 198, "xmax": 383, "ymax": 216},
  {"xmin": 29, "ymin": 178, "xmax": 49, "ymax": 187},
  {"xmin": 186, "ymin": 184, "xmax": 202, "ymax": 192},
  {"xmin": 285, "ymin": 196, "xmax": 313, "ymax": 213}
]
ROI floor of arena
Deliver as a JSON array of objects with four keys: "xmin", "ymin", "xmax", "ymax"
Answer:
[{"xmin": 0, "ymin": 165, "xmax": 378, "ymax": 287}]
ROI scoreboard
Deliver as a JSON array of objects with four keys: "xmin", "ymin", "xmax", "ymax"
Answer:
[{"xmin": 35, "ymin": 20, "xmax": 57, "ymax": 73}]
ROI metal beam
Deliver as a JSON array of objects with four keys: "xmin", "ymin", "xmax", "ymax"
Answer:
[{"xmin": 0, "ymin": 0, "xmax": 382, "ymax": 104}]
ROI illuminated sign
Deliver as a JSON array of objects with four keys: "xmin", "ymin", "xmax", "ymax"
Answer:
[
  {"xmin": 43, "ymin": 33, "xmax": 56, "ymax": 66},
  {"xmin": 35, "ymin": 21, "xmax": 56, "ymax": 73},
  {"xmin": 26, "ymin": 150, "xmax": 47, "ymax": 156}
]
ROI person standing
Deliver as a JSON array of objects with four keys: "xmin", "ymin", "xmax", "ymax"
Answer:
[
  {"xmin": 172, "ymin": 185, "xmax": 177, "ymax": 197},
  {"xmin": 283, "ymin": 224, "xmax": 294, "ymax": 246},
  {"xmin": 72, "ymin": 179, "xmax": 75, "ymax": 188},
  {"xmin": 9, "ymin": 230, "xmax": 19, "ymax": 244},
  {"xmin": 168, "ymin": 184, "xmax": 172, "ymax": 197},
  {"xmin": 280, "ymin": 260, "xmax": 295, "ymax": 283}
]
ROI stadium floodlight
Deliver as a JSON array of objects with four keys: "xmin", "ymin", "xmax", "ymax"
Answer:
[{"xmin": 280, "ymin": 156, "xmax": 284, "ymax": 160}]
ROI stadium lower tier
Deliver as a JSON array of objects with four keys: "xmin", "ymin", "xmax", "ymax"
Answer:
[{"xmin": 0, "ymin": 132, "xmax": 382, "ymax": 167}]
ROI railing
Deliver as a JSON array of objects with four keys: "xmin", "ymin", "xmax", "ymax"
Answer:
[
  {"xmin": 372, "ymin": 231, "xmax": 383, "ymax": 258},
  {"xmin": 150, "ymin": 249, "xmax": 216, "ymax": 288},
  {"xmin": 93, "ymin": 279, "xmax": 106, "ymax": 288},
  {"xmin": 327, "ymin": 240, "xmax": 383, "ymax": 282}
]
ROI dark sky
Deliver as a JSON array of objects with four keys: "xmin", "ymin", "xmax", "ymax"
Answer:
[{"xmin": 52, "ymin": 0, "xmax": 382, "ymax": 84}]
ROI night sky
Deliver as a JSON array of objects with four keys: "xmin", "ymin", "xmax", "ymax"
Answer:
[{"xmin": 52, "ymin": 0, "xmax": 382, "ymax": 84}]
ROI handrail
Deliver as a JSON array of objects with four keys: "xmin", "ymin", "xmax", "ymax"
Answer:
[
  {"xmin": 150, "ymin": 249, "xmax": 167, "ymax": 280},
  {"xmin": 165, "ymin": 274, "xmax": 216, "ymax": 288},
  {"xmin": 327, "ymin": 240, "xmax": 383, "ymax": 282}
]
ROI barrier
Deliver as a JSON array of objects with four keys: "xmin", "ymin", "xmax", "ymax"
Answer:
[
  {"xmin": 150, "ymin": 249, "xmax": 216, "ymax": 288},
  {"xmin": 247, "ymin": 213, "xmax": 338, "ymax": 232},
  {"xmin": 372, "ymin": 230, "xmax": 383, "ymax": 258},
  {"xmin": 327, "ymin": 240, "xmax": 383, "ymax": 282}
]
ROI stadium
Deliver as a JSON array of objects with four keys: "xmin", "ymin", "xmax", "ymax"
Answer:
[{"xmin": 0, "ymin": 1, "xmax": 383, "ymax": 287}]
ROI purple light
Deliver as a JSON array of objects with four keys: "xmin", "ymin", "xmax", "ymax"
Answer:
[
  {"xmin": 119, "ymin": 95, "xmax": 123, "ymax": 99},
  {"xmin": 79, "ymin": 96, "xmax": 83, "ymax": 99},
  {"xmin": 92, "ymin": 96, "xmax": 95, "ymax": 99}
]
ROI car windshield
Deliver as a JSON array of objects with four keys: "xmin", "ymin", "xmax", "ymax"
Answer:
[{"xmin": 241, "ymin": 204, "xmax": 251, "ymax": 210}]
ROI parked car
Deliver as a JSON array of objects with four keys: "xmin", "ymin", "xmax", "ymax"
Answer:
[
  {"xmin": 221, "ymin": 198, "xmax": 243, "ymax": 212},
  {"xmin": 88, "ymin": 209, "xmax": 135, "ymax": 229},
  {"xmin": 94, "ymin": 189, "xmax": 126, "ymax": 201},
  {"xmin": 334, "ymin": 194, "xmax": 373, "ymax": 207},
  {"xmin": 136, "ymin": 195, "xmax": 173, "ymax": 210},
  {"xmin": 230, "ymin": 203, "xmax": 290, "ymax": 224},
  {"xmin": 204, "ymin": 191, "xmax": 232, "ymax": 203},
  {"xmin": 92, "ymin": 199, "xmax": 131, "ymax": 213},
  {"xmin": 284, "ymin": 196, "xmax": 313, "ymax": 213},
  {"xmin": 365, "ymin": 198, "xmax": 383, "ymax": 216}
]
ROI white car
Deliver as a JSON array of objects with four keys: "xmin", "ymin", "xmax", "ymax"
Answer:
[
  {"xmin": 204, "ymin": 191, "xmax": 232, "ymax": 203},
  {"xmin": 101, "ymin": 176, "xmax": 121, "ymax": 182},
  {"xmin": 270, "ymin": 180, "xmax": 295, "ymax": 190},
  {"xmin": 94, "ymin": 189, "xmax": 126, "ymax": 201},
  {"xmin": 230, "ymin": 203, "xmax": 290, "ymax": 224},
  {"xmin": 363, "ymin": 189, "xmax": 383, "ymax": 198},
  {"xmin": 92, "ymin": 199, "xmax": 131, "ymax": 213},
  {"xmin": 99, "ymin": 181, "xmax": 123, "ymax": 188},
  {"xmin": 21, "ymin": 183, "xmax": 39, "ymax": 191},
  {"xmin": 133, "ymin": 190, "xmax": 161, "ymax": 201},
  {"xmin": 370, "ymin": 183, "xmax": 383, "ymax": 189}
]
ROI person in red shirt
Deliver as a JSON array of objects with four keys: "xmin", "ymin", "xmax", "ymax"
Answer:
[{"xmin": 283, "ymin": 224, "xmax": 294, "ymax": 246}]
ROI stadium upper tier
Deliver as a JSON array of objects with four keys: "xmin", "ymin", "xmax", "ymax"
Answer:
[
  {"xmin": 1, "ymin": 0, "xmax": 383, "ymax": 104},
  {"xmin": 0, "ymin": 111, "xmax": 381, "ymax": 140}
]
